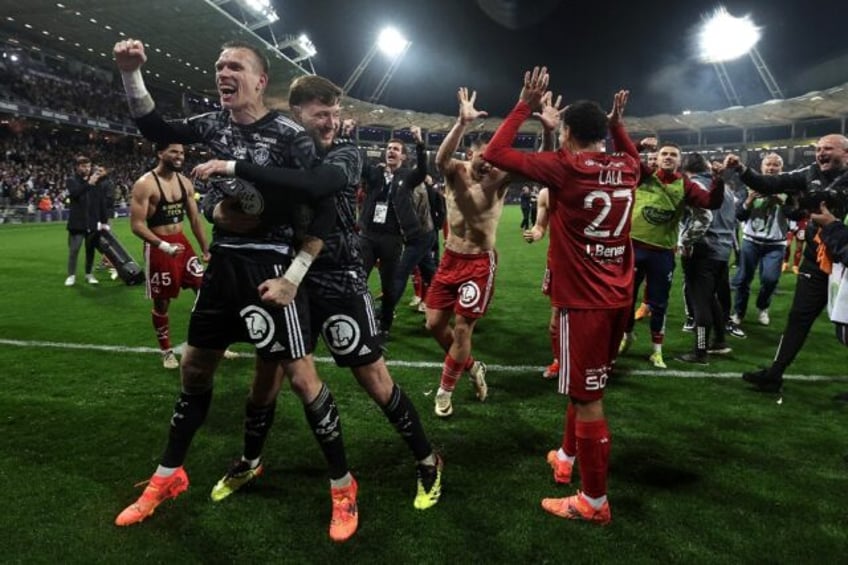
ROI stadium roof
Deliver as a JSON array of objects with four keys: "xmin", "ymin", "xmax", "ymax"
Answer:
[{"xmin": 3, "ymin": 0, "xmax": 847, "ymax": 136}]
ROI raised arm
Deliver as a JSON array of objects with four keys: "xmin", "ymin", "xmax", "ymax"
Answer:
[
  {"xmin": 436, "ymin": 87, "xmax": 488, "ymax": 177},
  {"xmin": 534, "ymin": 92, "xmax": 563, "ymax": 151},
  {"xmin": 114, "ymin": 39, "xmax": 200, "ymax": 144},
  {"xmin": 407, "ymin": 125, "xmax": 428, "ymax": 188},
  {"xmin": 483, "ymin": 66, "xmax": 550, "ymax": 176},
  {"xmin": 606, "ymin": 90, "xmax": 641, "ymax": 161},
  {"xmin": 724, "ymin": 154, "xmax": 809, "ymax": 195},
  {"xmin": 683, "ymin": 174, "xmax": 725, "ymax": 209}
]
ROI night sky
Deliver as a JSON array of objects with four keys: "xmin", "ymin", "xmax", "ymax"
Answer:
[{"xmin": 272, "ymin": 0, "xmax": 847, "ymax": 118}]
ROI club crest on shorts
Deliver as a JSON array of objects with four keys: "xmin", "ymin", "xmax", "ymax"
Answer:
[
  {"xmin": 458, "ymin": 281, "xmax": 481, "ymax": 308},
  {"xmin": 239, "ymin": 305, "xmax": 275, "ymax": 349},
  {"xmin": 322, "ymin": 314, "xmax": 361, "ymax": 356},
  {"xmin": 187, "ymin": 256, "xmax": 204, "ymax": 277}
]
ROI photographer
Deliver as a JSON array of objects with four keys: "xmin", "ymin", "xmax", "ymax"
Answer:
[
  {"xmin": 65, "ymin": 156, "xmax": 111, "ymax": 286},
  {"xmin": 724, "ymin": 134, "xmax": 848, "ymax": 392},
  {"xmin": 809, "ymin": 202, "xmax": 848, "ymax": 344}
]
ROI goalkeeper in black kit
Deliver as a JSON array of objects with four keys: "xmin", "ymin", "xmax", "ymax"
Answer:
[{"xmin": 112, "ymin": 37, "xmax": 361, "ymax": 542}]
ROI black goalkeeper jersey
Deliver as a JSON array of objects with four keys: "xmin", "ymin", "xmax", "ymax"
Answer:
[
  {"xmin": 135, "ymin": 109, "xmax": 319, "ymax": 257},
  {"xmin": 306, "ymin": 139, "xmax": 368, "ymax": 298}
]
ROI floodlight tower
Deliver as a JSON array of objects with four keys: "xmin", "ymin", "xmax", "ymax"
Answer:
[
  {"xmin": 343, "ymin": 27, "xmax": 411, "ymax": 103},
  {"xmin": 698, "ymin": 7, "xmax": 784, "ymax": 106},
  {"xmin": 276, "ymin": 34, "xmax": 317, "ymax": 73},
  {"xmin": 369, "ymin": 29, "xmax": 411, "ymax": 103}
]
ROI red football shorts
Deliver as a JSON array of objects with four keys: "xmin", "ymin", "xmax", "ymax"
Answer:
[
  {"xmin": 556, "ymin": 306, "xmax": 629, "ymax": 402},
  {"xmin": 426, "ymin": 248, "xmax": 497, "ymax": 319},
  {"xmin": 144, "ymin": 232, "xmax": 203, "ymax": 300}
]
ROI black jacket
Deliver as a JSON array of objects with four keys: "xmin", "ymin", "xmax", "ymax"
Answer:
[
  {"xmin": 359, "ymin": 143, "xmax": 427, "ymax": 242},
  {"xmin": 820, "ymin": 221, "xmax": 848, "ymax": 266},
  {"xmin": 66, "ymin": 173, "xmax": 111, "ymax": 233},
  {"xmin": 740, "ymin": 164, "xmax": 848, "ymax": 264}
]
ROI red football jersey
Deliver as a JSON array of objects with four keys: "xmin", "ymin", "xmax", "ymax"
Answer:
[{"xmin": 484, "ymin": 103, "xmax": 640, "ymax": 309}]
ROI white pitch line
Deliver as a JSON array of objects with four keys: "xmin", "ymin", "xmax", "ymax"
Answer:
[{"xmin": 0, "ymin": 338, "xmax": 844, "ymax": 382}]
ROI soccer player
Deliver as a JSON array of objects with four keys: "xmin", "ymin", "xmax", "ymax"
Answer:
[
  {"xmin": 634, "ymin": 148, "xmax": 659, "ymax": 321},
  {"xmin": 129, "ymin": 143, "xmax": 209, "ymax": 369},
  {"xmin": 113, "ymin": 38, "xmax": 359, "ymax": 542},
  {"xmin": 193, "ymin": 74, "xmax": 444, "ymax": 512},
  {"xmin": 483, "ymin": 67, "xmax": 640, "ymax": 525},
  {"xmin": 523, "ymin": 186, "xmax": 560, "ymax": 379},
  {"xmin": 427, "ymin": 87, "xmax": 515, "ymax": 417},
  {"xmin": 619, "ymin": 139, "xmax": 725, "ymax": 369}
]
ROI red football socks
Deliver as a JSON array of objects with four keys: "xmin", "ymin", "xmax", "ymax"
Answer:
[
  {"xmin": 575, "ymin": 418, "xmax": 611, "ymax": 499},
  {"xmin": 152, "ymin": 310, "xmax": 171, "ymax": 351}
]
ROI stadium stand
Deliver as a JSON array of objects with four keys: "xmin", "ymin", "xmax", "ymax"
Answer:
[{"xmin": 0, "ymin": 1, "xmax": 844, "ymax": 220}]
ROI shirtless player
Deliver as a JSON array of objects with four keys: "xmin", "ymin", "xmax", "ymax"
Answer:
[
  {"xmin": 426, "ymin": 87, "xmax": 512, "ymax": 417},
  {"xmin": 523, "ymin": 185, "xmax": 560, "ymax": 379},
  {"xmin": 129, "ymin": 143, "xmax": 210, "ymax": 368}
]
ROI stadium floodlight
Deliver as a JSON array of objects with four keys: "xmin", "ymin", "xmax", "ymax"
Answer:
[
  {"xmin": 276, "ymin": 33, "xmax": 317, "ymax": 70},
  {"xmin": 698, "ymin": 8, "xmax": 760, "ymax": 63},
  {"xmin": 296, "ymin": 34, "xmax": 316, "ymax": 59},
  {"xmin": 377, "ymin": 27, "xmax": 410, "ymax": 58},
  {"xmin": 344, "ymin": 27, "xmax": 412, "ymax": 97},
  {"xmin": 697, "ymin": 7, "xmax": 784, "ymax": 106},
  {"xmin": 238, "ymin": 0, "xmax": 279, "ymax": 25}
]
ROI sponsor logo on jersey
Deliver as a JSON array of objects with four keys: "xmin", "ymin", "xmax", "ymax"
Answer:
[
  {"xmin": 641, "ymin": 206, "xmax": 676, "ymax": 225},
  {"xmin": 322, "ymin": 314, "xmax": 361, "ymax": 356},
  {"xmin": 458, "ymin": 281, "xmax": 481, "ymax": 308},
  {"xmin": 239, "ymin": 305, "xmax": 275, "ymax": 349},
  {"xmin": 585, "ymin": 243, "xmax": 627, "ymax": 260},
  {"xmin": 251, "ymin": 133, "xmax": 280, "ymax": 145}
]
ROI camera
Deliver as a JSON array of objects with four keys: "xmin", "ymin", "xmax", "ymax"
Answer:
[{"xmin": 798, "ymin": 185, "xmax": 848, "ymax": 219}]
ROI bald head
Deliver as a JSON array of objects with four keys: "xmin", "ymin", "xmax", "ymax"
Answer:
[{"xmin": 816, "ymin": 134, "xmax": 848, "ymax": 172}]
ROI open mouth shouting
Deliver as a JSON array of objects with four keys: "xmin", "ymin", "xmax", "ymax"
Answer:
[{"xmin": 219, "ymin": 83, "xmax": 237, "ymax": 105}]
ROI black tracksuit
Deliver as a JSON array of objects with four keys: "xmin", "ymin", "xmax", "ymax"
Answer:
[{"xmin": 739, "ymin": 163, "xmax": 848, "ymax": 382}]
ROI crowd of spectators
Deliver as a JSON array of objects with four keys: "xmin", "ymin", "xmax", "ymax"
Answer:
[
  {"xmin": 0, "ymin": 60, "xmax": 134, "ymax": 126},
  {"xmin": 0, "ymin": 42, "xmax": 821, "ymax": 224},
  {"xmin": 0, "ymin": 126, "xmax": 153, "ymax": 222}
]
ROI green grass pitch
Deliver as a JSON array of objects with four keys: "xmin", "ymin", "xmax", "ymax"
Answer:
[{"xmin": 0, "ymin": 206, "xmax": 845, "ymax": 563}]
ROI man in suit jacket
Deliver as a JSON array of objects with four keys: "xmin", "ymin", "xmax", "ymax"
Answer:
[{"xmin": 358, "ymin": 125, "xmax": 428, "ymax": 336}]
